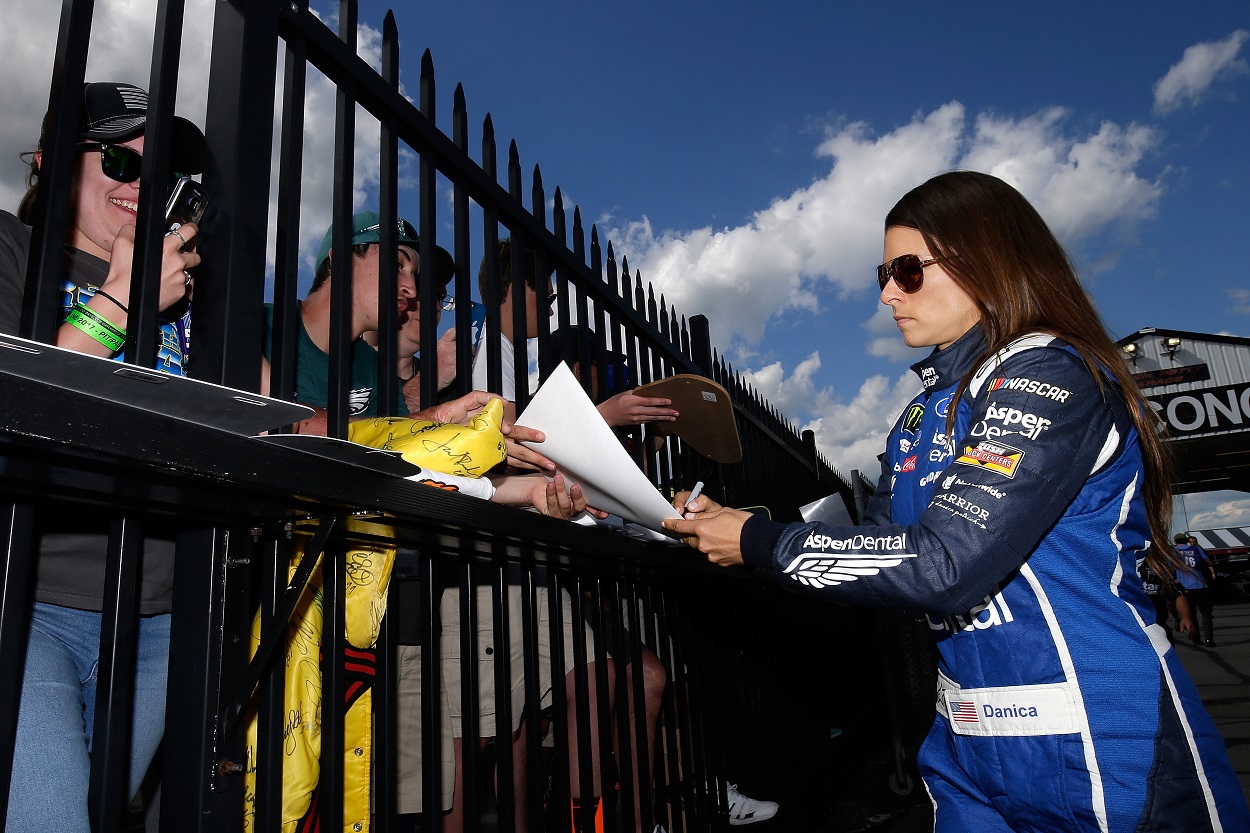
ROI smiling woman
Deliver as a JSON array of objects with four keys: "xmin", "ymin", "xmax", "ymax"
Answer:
[
  {"xmin": 665, "ymin": 171, "xmax": 1250, "ymax": 833},
  {"xmin": 0, "ymin": 81, "xmax": 207, "ymax": 833}
]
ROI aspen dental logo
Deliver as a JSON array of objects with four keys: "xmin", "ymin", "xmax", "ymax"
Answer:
[
  {"xmin": 801, "ymin": 532, "xmax": 908, "ymax": 552},
  {"xmin": 783, "ymin": 533, "xmax": 916, "ymax": 589},
  {"xmin": 955, "ymin": 440, "xmax": 1024, "ymax": 478}
]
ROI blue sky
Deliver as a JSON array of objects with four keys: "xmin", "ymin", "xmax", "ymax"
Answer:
[{"xmin": 1, "ymin": 0, "xmax": 1248, "ymax": 531}]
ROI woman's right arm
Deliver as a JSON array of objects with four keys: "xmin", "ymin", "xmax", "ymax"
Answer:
[{"xmin": 56, "ymin": 223, "xmax": 201, "ymax": 358}]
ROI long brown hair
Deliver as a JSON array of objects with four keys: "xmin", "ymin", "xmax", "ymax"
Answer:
[
  {"xmin": 886, "ymin": 170, "xmax": 1177, "ymax": 576},
  {"xmin": 16, "ymin": 151, "xmax": 40, "ymax": 225}
]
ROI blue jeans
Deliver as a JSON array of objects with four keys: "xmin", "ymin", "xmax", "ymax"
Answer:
[{"xmin": 5, "ymin": 602, "xmax": 170, "ymax": 833}]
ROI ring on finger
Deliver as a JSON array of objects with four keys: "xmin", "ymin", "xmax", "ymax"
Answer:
[
  {"xmin": 183, "ymin": 270, "xmax": 193, "ymax": 287},
  {"xmin": 165, "ymin": 228, "xmax": 187, "ymax": 247}
]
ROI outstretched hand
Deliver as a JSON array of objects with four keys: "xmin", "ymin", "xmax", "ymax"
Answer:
[
  {"xmin": 411, "ymin": 390, "xmax": 498, "ymax": 425},
  {"xmin": 502, "ymin": 421, "xmax": 556, "ymax": 472},
  {"xmin": 597, "ymin": 391, "xmax": 678, "ymax": 428},
  {"xmin": 491, "ymin": 472, "xmax": 604, "ymax": 521},
  {"xmin": 537, "ymin": 473, "xmax": 584, "ymax": 518}
]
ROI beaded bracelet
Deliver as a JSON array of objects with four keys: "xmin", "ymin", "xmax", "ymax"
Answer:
[
  {"xmin": 73, "ymin": 302, "xmax": 125, "ymax": 340},
  {"xmin": 92, "ymin": 288, "xmax": 128, "ymax": 315},
  {"xmin": 65, "ymin": 306, "xmax": 124, "ymax": 353}
]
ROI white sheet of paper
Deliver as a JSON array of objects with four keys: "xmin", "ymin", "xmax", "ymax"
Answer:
[{"xmin": 517, "ymin": 363, "xmax": 682, "ymax": 534}]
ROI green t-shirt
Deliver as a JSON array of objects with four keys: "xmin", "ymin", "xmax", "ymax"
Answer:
[{"xmin": 262, "ymin": 304, "xmax": 408, "ymax": 417}]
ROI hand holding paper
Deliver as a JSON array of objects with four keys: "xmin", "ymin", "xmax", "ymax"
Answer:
[{"xmin": 516, "ymin": 363, "xmax": 681, "ymax": 533}]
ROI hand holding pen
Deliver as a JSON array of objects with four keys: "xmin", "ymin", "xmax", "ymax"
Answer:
[
  {"xmin": 664, "ymin": 482, "xmax": 749, "ymax": 567},
  {"xmin": 676, "ymin": 480, "xmax": 721, "ymax": 519}
]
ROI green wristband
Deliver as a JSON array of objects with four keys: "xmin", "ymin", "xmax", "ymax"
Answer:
[
  {"xmin": 65, "ymin": 307, "xmax": 125, "ymax": 353},
  {"xmin": 73, "ymin": 302, "xmax": 125, "ymax": 340}
]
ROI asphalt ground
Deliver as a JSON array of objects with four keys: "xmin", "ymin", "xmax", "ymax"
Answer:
[{"xmin": 1171, "ymin": 598, "xmax": 1250, "ymax": 801}]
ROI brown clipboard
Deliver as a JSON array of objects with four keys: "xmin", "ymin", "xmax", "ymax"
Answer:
[{"xmin": 633, "ymin": 374, "xmax": 742, "ymax": 463}]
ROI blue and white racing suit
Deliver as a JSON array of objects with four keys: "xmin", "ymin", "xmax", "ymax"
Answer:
[{"xmin": 742, "ymin": 325, "xmax": 1249, "ymax": 833}]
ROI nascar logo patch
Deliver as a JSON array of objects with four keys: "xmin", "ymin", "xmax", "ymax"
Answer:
[{"xmin": 955, "ymin": 440, "xmax": 1024, "ymax": 478}]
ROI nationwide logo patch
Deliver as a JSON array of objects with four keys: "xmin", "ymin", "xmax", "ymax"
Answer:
[{"xmin": 955, "ymin": 441, "xmax": 1024, "ymax": 478}]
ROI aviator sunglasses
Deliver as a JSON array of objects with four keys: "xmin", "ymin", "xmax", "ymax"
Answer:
[
  {"xmin": 876, "ymin": 253, "xmax": 942, "ymax": 293},
  {"xmin": 78, "ymin": 143, "xmax": 183, "ymax": 187}
]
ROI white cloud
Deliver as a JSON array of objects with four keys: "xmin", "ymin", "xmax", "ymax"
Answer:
[
  {"xmin": 744, "ymin": 353, "xmax": 919, "ymax": 476},
  {"xmin": 1153, "ymin": 30, "xmax": 1249, "ymax": 116},
  {"xmin": 1230, "ymin": 288, "xmax": 1250, "ymax": 315},
  {"xmin": 1178, "ymin": 491, "xmax": 1250, "ymax": 531},
  {"xmin": 608, "ymin": 101, "xmax": 1163, "ymax": 363},
  {"xmin": 607, "ymin": 103, "xmax": 966, "ymax": 354},
  {"xmin": 964, "ymin": 109, "xmax": 1161, "ymax": 243}
]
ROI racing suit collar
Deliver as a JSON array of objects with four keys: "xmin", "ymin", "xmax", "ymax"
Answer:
[{"xmin": 910, "ymin": 323, "xmax": 986, "ymax": 391}]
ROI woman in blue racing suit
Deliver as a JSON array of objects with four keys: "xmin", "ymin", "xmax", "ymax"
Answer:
[{"xmin": 664, "ymin": 171, "xmax": 1249, "ymax": 833}]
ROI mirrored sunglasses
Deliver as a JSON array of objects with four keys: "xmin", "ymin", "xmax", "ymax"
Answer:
[
  {"xmin": 78, "ymin": 142, "xmax": 184, "ymax": 188},
  {"xmin": 876, "ymin": 253, "xmax": 941, "ymax": 293}
]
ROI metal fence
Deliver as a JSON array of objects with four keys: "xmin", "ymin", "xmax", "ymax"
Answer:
[{"xmin": 0, "ymin": 2, "xmax": 921, "ymax": 832}]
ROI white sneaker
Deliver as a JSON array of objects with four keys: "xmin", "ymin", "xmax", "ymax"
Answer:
[{"xmin": 724, "ymin": 783, "xmax": 778, "ymax": 826}]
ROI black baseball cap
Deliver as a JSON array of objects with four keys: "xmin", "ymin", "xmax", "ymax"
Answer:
[{"xmin": 42, "ymin": 82, "xmax": 208, "ymax": 174}]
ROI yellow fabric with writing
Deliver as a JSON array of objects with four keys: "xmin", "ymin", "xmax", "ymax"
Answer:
[
  {"xmin": 242, "ymin": 406, "xmax": 504, "ymax": 833},
  {"xmin": 346, "ymin": 397, "xmax": 508, "ymax": 478}
]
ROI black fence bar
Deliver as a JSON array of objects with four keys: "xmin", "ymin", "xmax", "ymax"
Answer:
[
  {"xmin": 0, "ymin": 502, "xmax": 35, "ymax": 822},
  {"xmin": 197, "ymin": 0, "xmax": 281, "ymax": 390},
  {"xmin": 253, "ymin": 535, "xmax": 287, "ymax": 833},
  {"xmin": 162, "ymin": 526, "xmax": 232, "ymax": 833},
  {"xmin": 86, "ymin": 517, "xmax": 143, "ymax": 833}
]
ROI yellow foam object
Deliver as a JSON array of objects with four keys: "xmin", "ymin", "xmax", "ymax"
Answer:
[
  {"xmin": 346, "ymin": 397, "xmax": 507, "ymax": 478},
  {"xmin": 243, "ymin": 406, "xmax": 504, "ymax": 832}
]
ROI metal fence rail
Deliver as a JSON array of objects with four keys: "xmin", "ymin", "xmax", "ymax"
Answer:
[{"xmin": 0, "ymin": 2, "xmax": 898, "ymax": 832}]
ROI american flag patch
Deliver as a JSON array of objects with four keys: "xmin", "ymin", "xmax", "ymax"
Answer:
[{"xmin": 950, "ymin": 701, "xmax": 980, "ymax": 724}]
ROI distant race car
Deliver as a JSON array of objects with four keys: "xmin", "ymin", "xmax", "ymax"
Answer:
[
  {"xmin": 1228, "ymin": 572, "xmax": 1250, "ymax": 597},
  {"xmin": 1215, "ymin": 565, "xmax": 1250, "ymax": 597}
]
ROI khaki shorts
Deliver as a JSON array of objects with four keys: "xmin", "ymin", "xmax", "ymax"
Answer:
[
  {"xmin": 439, "ymin": 584, "xmax": 598, "ymax": 737},
  {"xmin": 394, "ymin": 644, "xmax": 456, "ymax": 814}
]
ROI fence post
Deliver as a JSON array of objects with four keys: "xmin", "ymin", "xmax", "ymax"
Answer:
[
  {"xmin": 161, "ymin": 527, "xmax": 233, "ymax": 833},
  {"xmin": 690, "ymin": 314, "xmax": 712, "ymax": 376},
  {"xmin": 193, "ymin": 0, "xmax": 281, "ymax": 390}
]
